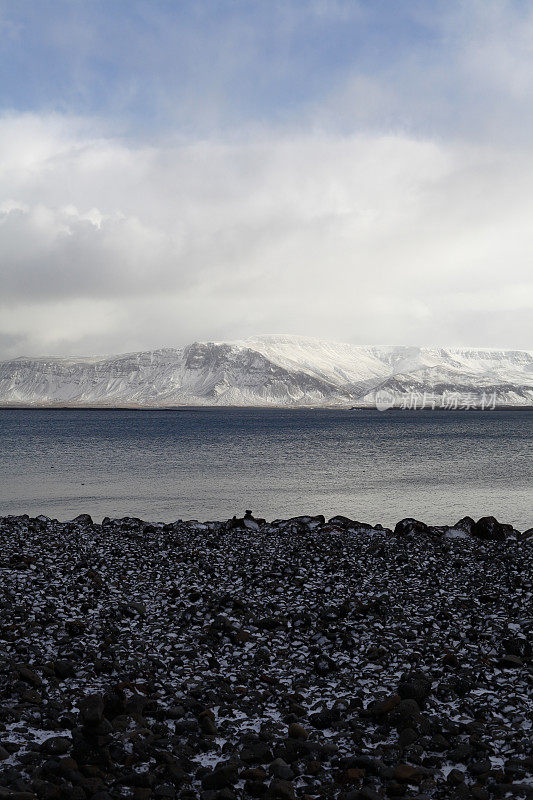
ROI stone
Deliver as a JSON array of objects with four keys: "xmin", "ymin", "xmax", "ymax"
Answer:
[
  {"xmin": 398, "ymin": 727, "xmax": 418, "ymax": 748},
  {"xmin": 65, "ymin": 619, "xmax": 85, "ymax": 636},
  {"xmin": 40, "ymin": 736, "xmax": 72, "ymax": 755},
  {"xmin": 269, "ymin": 759, "xmax": 294, "ymax": 780},
  {"xmin": 199, "ymin": 713, "xmax": 217, "ymax": 736},
  {"xmin": 308, "ymin": 707, "xmax": 341, "ymax": 729},
  {"xmin": 397, "ymin": 673, "xmax": 432, "ymax": 706},
  {"xmin": 16, "ymin": 665, "xmax": 42, "ymax": 686},
  {"xmin": 455, "ymin": 516, "xmax": 475, "ymax": 532},
  {"xmin": 119, "ymin": 600, "xmax": 147, "ymax": 618},
  {"xmin": 0, "ymin": 511, "xmax": 531, "ymax": 800},
  {"xmin": 346, "ymin": 756, "xmax": 386, "ymax": 777},
  {"xmin": 79, "ymin": 694, "xmax": 104, "ymax": 725},
  {"xmin": 471, "ymin": 516, "xmax": 511, "ymax": 541},
  {"xmin": 366, "ymin": 693, "xmax": 401, "ymax": 717},
  {"xmin": 470, "ymin": 759, "xmax": 491, "ymax": 776},
  {"xmin": 394, "ymin": 519, "xmax": 429, "ymax": 537},
  {"xmin": 470, "ymin": 788, "xmax": 490, "ymax": 800},
  {"xmin": 351, "ymin": 789, "xmax": 385, "ymax": 800},
  {"xmin": 447, "ymin": 768, "xmax": 465, "ymax": 785},
  {"xmin": 154, "ymin": 785, "xmax": 176, "ymax": 798},
  {"xmin": 54, "ymin": 660, "xmax": 76, "ymax": 680},
  {"xmin": 201, "ymin": 765, "xmax": 238, "ymax": 790},
  {"xmin": 443, "ymin": 652, "xmax": 459, "ymax": 668},
  {"xmin": 266, "ymin": 779, "xmax": 295, "ymax": 800},
  {"xmin": 498, "ymin": 654, "xmax": 523, "ymax": 669},
  {"xmin": 391, "ymin": 699, "xmax": 421, "ymax": 729},
  {"xmin": 393, "ymin": 764, "xmax": 429, "ymax": 784},
  {"xmin": 72, "ymin": 514, "xmax": 93, "ymax": 525},
  {"xmin": 287, "ymin": 723, "xmax": 308, "ymax": 740}
]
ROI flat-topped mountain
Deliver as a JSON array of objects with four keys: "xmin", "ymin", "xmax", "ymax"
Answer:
[{"xmin": 0, "ymin": 334, "xmax": 532, "ymax": 407}]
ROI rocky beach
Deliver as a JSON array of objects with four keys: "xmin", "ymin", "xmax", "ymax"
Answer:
[{"xmin": 0, "ymin": 512, "xmax": 531, "ymax": 800}]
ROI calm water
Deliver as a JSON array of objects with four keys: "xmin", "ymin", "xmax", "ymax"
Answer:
[{"xmin": 0, "ymin": 408, "xmax": 531, "ymax": 529}]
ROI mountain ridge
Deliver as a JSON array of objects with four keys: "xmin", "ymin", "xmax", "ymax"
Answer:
[{"xmin": 0, "ymin": 335, "xmax": 532, "ymax": 407}]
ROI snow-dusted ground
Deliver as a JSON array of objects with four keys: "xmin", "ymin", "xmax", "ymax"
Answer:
[
  {"xmin": 0, "ymin": 511, "xmax": 531, "ymax": 799},
  {"xmin": 0, "ymin": 334, "xmax": 532, "ymax": 406}
]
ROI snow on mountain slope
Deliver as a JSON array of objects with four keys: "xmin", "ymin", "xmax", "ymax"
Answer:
[{"xmin": 0, "ymin": 335, "xmax": 531, "ymax": 407}]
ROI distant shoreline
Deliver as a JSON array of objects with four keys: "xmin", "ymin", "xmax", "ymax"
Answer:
[{"xmin": 0, "ymin": 403, "xmax": 531, "ymax": 411}]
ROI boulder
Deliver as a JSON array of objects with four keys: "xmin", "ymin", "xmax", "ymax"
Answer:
[
  {"xmin": 394, "ymin": 518, "xmax": 429, "ymax": 536},
  {"xmin": 79, "ymin": 694, "xmax": 104, "ymax": 725},
  {"xmin": 471, "ymin": 516, "xmax": 512, "ymax": 541},
  {"xmin": 201, "ymin": 764, "xmax": 238, "ymax": 790},
  {"xmin": 71, "ymin": 514, "xmax": 93, "ymax": 525},
  {"xmin": 454, "ymin": 516, "xmax": 475, "ymax": 533},
  {"xmin": 398, "ymin": 672, "xmax": 432, "ymax": 706},
  {"xmin": 287, "ymin": 723, "xmax": 308, "ymax": 740}
]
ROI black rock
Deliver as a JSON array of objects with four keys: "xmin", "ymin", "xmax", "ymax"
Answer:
[
  {"xmin": 454, "ymin": 516, "xmax": 475, "ymax": 533},
  {"xmin": 471, "ymin": 516, "xmax": 512, "ymax": 540},
  {"xmin": 394, "ymin": 518, "xmax": 429, "ymax": 536},
  {"xmin": 54, "ymin": 660, "xmax": 76, "ymax": 680},
  {"xmin": 72, "ymin": 514, "xmax": 93, "ymax": 525},
  {"xmin": 328, "ymin": 516, "xmax": 359, "ymax": 529},
  {"xmin": 397, "ymin": 672, "xmax": 432, "ymax": 706},
  {"xmin": 79, "ymin": 694, "xmax": 104, "ymax": 725},
  {"xmin": 201, "ymin": 764, "xmax": 238, "ymax": 790},
  {"xmin": 40, "ymin": 736, "xmax": 72, "ymax": 756}
]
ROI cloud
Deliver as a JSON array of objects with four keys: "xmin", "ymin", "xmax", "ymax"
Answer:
[
  {"xmin": 2, "ymin": 1, "xmax": 532, "ymax": 144},
  {"xmin": 0, "ymin": 1, "xmax": 533, "ymax": 357},
  {"xmin": 0, "ymin": 112, "xmax": 531, "ymax": 357}
]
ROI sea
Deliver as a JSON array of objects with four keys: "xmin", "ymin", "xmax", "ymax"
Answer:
[{"xmin": 0, "ymin": 407, "xmax": 531, "ymax": 529}]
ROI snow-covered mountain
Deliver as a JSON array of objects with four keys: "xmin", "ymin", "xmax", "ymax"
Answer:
[{"xmin": 0, "ymin": 335, "xmax": 532, "ymax": 407}]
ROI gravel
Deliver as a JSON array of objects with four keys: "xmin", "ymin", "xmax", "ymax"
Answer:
[{"xmin": 0, "ymin": 511, "xmax": 531, "ymax": 800}]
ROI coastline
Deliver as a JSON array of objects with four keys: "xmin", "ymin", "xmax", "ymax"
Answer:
[
  {"xmin": 1, "ymin": 511, "xmax": 532, "ymax": 538},
  {"xmin": 1, "ymin": 403, "xmax": 532, "ymax": 410}
]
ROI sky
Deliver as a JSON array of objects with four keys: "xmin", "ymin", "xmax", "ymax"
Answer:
[{"xmin": 0, "ymin": 0, "xmax": 532, "ymax": 358}]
